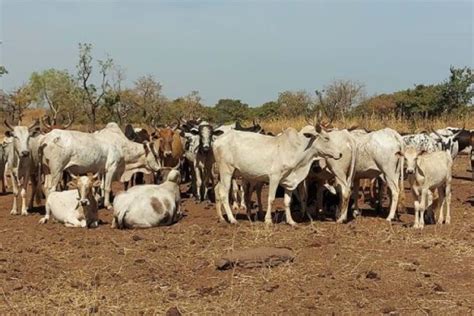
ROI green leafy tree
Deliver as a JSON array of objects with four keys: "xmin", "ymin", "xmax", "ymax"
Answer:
[
  {"xmin": 438, "ymin": 66, "xmax": 473, "ymax": 113},
  {"xmin": 29, "ymin": 69, "xmax": 79, "ymax": 125},
  {"xmin": 252, "ymin": 101, "xmax": 280, "ymax": 119},
  {"xmin": 0, "ymin": 66, "xmax": 7, "ymax": 77},
  {"xmin": 214, "ymin": 99, "xmax": 249, "ymax": 123}
]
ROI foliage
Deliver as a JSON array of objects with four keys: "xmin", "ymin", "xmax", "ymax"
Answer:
[
  {"xmin": 277, "ymin": 90, "xmax": 312, "ymax": 118},
  {"xmin": 251, "ymin": 101, "xmax": 281, "ymax": 119},
  {"xmin": 213, "ymin": 99, "xmax": 249, "ymax": 123},
  {"xmin": 316, "ymin": 80, "xmax": 365, "ymax": 121},
  {"xmin": 3, "ymin": 84, "xmax": 33, "ymax": 123},
  {"xmin": 29, "ymin": 69, "xmax": 79, "ymax": 124},
  {"xmin": 0, "ymin": 66, "xmax": 7, "ymax": 77}
]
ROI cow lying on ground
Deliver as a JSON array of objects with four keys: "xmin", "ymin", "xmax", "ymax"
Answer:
[
  {"xmin": 39, "ymin": 174, "xmax": 100, "ymax": 228},
  {"xmin": 112, "ymin": 169, "xmax": 182, "ymax": 229},
  {"xmin": 399, "ymin": 146, "xmax": 453, "ymax": 229}
]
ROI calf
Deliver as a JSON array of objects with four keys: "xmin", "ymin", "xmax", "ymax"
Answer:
[
  {"xmin": 153, "ymin": 124, "xmax": 184, "ymax": 168},
  {"xmin": 189, "ymin": 122, "xmax": 224, "ymax": 201},
  {"xmin": 112, "ymin": 169, "xmax": 182, "ymax": 228},
  {"xmin": 400, "ymin": 146, "xmax": 453, "ymax": 229},
  {"xmin": 39, "ymin": 174, "xmax": 100, "ymax": 228}
]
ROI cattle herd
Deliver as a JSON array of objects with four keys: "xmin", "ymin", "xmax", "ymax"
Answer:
[{"xmin": 1, "ymin": 116, "xmax": 473, "ymax": 230}]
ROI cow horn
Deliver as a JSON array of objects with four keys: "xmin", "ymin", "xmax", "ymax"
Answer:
[
  {"xmin": 41, "ymin": 116, "xmax": 52, "ymax": 129},
  {"xmin": 172, "ymin": 161, "xmax": 180, "ymax": 170},
  {"xmin": 28, "ymin": 119, "xmax": 40, "ymax": 131},
  {"xmin": 4, "ymin": 119, "xmax": 14, "ymax": 131},
  {"xmin": 62, "ymin": 113, "xmax": 74, "ymax": 129}
]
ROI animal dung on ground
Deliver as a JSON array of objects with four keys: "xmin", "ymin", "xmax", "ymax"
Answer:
[{"xmin": 216, "ymin": 247, "xmax": 295, "ymax": 270}]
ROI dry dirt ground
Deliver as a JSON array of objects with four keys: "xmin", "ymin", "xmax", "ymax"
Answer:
[{"xmin": 1, "ymin": 156, "xmax": 473, "ymax": 315}]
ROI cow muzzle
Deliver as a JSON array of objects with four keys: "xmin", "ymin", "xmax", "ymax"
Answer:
[
  {"xmin": 20, "ymin": 150, "xmax": 30, "ymax": 157},
  {"xmin": 406, "ymin": 169, "xmax": 415, "ymax": 175},
  {"xmin": 80, "ymin": 199, "xmax": 90, "ymax": 206},
  {"xmin": 164, "ymin": 151, "xmax": 172, "ymax": 157},
  {"xmin": 201, "ymin": 146, "xmax": 210, "ymax": 152}
]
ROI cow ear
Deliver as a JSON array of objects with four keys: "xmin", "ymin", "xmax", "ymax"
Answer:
[
  {"xmin": 303, "ymin": 132, "xmax": 317, "ymax": 139},
  {"xmin": 395, "ymin": 151, "xmax": 404, "ymax": 158},
  {"xmin": 213, "ymin": 130, "xmax": 224, "ymax": 137},
  {"xmin": 93, "ymin": 179, "xmax": 101, "ymax": 187},
  {"xmin": 4, "ymin": 131, "xmax": 13, "ymax": 137},
  {"xmin": 418, "ymin": 150, "xmax": 428, "ymax": 156}
]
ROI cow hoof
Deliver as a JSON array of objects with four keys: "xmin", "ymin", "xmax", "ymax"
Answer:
[
  {"xmin": 336, "ymin": 218, "xmax": 346, "ymax": 224},
  {"xmin": 38, "ymin": 218, "xmax": 48, "ymax": 224},
  {"xmin": 229, "ymin": 220, "xmax": 238, "ymax": 225},
  {"xmin": 21, "ymin": 211, "xmax": 28, "ymax": 216},
  {"xmin": 10, "ymin": 210, "xmax": 18, "ymax": 215},
  {"xmin": 287, "ymin": 221, "xmax": 297, "ymax": 227},
  {"xmin": 386, "ymin": 217, "xmax": 394, "ymax": 222},
  {"xmin": 264, "ymin": 220, "xmax": 272, "ymax": 226}
]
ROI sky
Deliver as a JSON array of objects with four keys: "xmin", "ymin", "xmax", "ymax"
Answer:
[{"xmin": 0, "ymin": 0, "xmax": 472, "ymax": 106}]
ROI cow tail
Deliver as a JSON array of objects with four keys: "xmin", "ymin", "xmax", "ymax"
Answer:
[
  {"xmin": 116, "ymin": 208, "xmax": 129, "ymax": 229},
  {"xmin": 398, "ymin": 144, "xmax": 405, "ymax": 210}
]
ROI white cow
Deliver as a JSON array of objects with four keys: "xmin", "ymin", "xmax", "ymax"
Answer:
[
  {"xmin": 40, "ymin": 129, "xmax": 125, "ymax": 209},
  {"xmin": 299, "ymin": 126, "xmax": 357, "ymax": 222},
  {"xmin": 4, "ymin": 120, "xmax": 43, "ymax": 215},
  {"xmin": 350, "ymin": 128, "xmax": 405, "ymax": 223},
  {"xmin": 94, "ymin": 122, "xmax": 162, "ymax": 183},
  {"xmin": 399, "ymin": 146, "xmax": 453, "ymax": 229},
  {"xmin": 39, "ymin": 174, "xmax": 100, "ymax": 228},
  {"xmin": 112, "ymin": 169, "xmax": 182, "ymax": 228},
  {"xmin": 213, "ymin": 127, "xmax": 342, "ymax": 226}
]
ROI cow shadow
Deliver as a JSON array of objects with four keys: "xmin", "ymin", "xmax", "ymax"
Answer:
[
  {"xmin": 453, "ymin": 175, "xmax": 473, "ymax": 181},
  {"xmin": 28, "ymin": 205, "xmax": 46, "ymax": 215}
]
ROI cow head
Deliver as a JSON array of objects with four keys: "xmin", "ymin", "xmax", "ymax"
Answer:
[
  {"xmin": 4, "ymin": 119, "xmax": 41, "ymax": 158},
  {"xmin": 303, "ymin": 129, "xmax": 342, "ymax": 160},
  {"xmin": 190, "ymin": 123, "xmax": 224, "ymax": 153},
  {"xmin": 396, "ymin": 146, "xmax": 426, "ymax": 175},
  {"xmin": 69, "ymin": 174, "xmax": 101, "ymax": 227},
  {"xmin": 431, "ymin": 129, "xmax": 461, "ymax": 155}
]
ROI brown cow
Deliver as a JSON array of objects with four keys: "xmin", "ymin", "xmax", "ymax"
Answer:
[{"xmin": 152, "ymin": 123, "xmax": 184, "ymax": 168}]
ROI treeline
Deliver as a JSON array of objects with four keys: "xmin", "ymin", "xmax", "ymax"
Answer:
[{"xmin": 0, "ymin": 43, "xmax": 472, "ymax": 129}]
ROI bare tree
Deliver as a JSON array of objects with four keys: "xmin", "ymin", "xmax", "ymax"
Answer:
[
  {"xmin": 4, "ymin": 85, "xmax": 33, "ymax": 123},
  {"xmin": 315, "ymin": 80, "xmax": 365, "ymax": 122},
  {"xmin": 77, "ymin": 43, "xmax": 114, "ymax": 130}
]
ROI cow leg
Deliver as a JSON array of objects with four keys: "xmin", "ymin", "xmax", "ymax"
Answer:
[
  {"xmin": 103, "ymin": 171, "xmax": 114, "ymax": 210},
  {"xmin": 413, "ymin": 199, "xmax": 420, "ymax": 229},
  {"xmin": 39, "ymin": 203, "xmax": 51, "ymax": 224},
  {"xmin": 265, "ymin": 180, "xmax": 279, "ymax": 225},
  {"xmin": 385, "ymin": 176, "xmax": 400, "ymax": 222},
  {"xmin": 255, "ymin": 183, "xmax": 263, "ymax": 217},
  {"xmin": 284, "ymin": 189, "xmax": 297, "ymax": 226},
  {"xmin": 242, "ymin": 181, "xmax": 253, "ymax": 221},
  {"xmin": 218, "ymin": 173, "xmax": 238, "ymax": 224},
  {"xmin": 10, "ymin": 171, "xmax": 19, "ymax": 215},
  {"xmin": 194, "ymin": 166, "xmax": 203, "ymax": 202},
  {"xmin": 297, "ymin": 181, "xmax": 310, "ymax": 221},
  {"xmin": 418, "ymin": 189, "xmax": 428, "ymax": 229},
  {"xmin": 214, "ymin": 182, "xmax": 226, "ymax": 222},
  {"xmin": 445, "ymin": 181, "xmax": 452, "ymax": 224},
  {"xmin": 19, "ymin": 173, "xmax": 29, "ymax": 216}
]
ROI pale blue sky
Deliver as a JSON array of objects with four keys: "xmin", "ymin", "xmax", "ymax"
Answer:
[{"xmin": 1, "ymin": 0, "xmax": 472, "ymax": 106}]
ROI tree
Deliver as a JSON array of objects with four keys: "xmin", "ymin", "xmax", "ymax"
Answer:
[
  {"xmin": 29, "ymin": 69, "xmax": 78, "ymax": 125},
  {"xmin": 438, "ymin": 66, "xmax": 473, "ymax": 113},
  {"xmin": 214, "ymin": 99, "xmax": 249, "ymax": 123},
  {"xmin": 4, "ymin": 84, "xmax": 33, "ymax": 123},
  {"xmin": 252, "ymin": 101, "xmax": 281, "ymax": 119},
  {"xmin": 0, "ymin": 66, "xmax": 7, "ymax": 77},
  {"xmin": 161, "ymin": 91, "xmax": 206, "ymax": 124},
  {"xmin": 315, "ymin": 80, "xmax": 365, "ymax": 121},
  {"xmin": 133, "ymin": 75, "xmax": 166, "ymax": 124},
  {"xmin": 76, "ymin": 43, "xmax": 114, "ymax": 130},
  {"xmin": 277, "ymin": 90, "xmax": 312, "ymax": 117}
]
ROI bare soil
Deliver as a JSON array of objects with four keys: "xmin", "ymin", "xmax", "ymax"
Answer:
[{"xmin": 1, "ymin": 156, "xmax": 473, "ymax": 315}]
